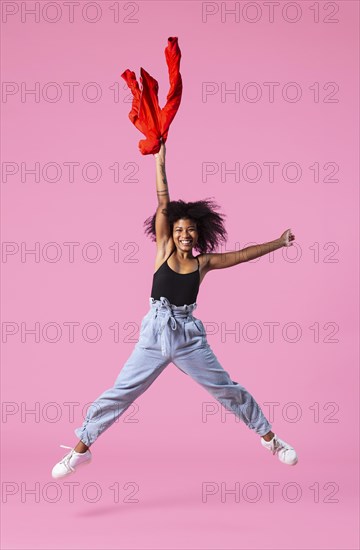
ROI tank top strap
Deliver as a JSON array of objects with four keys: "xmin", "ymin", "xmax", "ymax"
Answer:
[
  {"xmin": 167, "ymin": 248, "xmax": 175, "ymax": 261},
  {"xmin": 195, "ymin": 255, "xmax": 200, "ymax": 269}
]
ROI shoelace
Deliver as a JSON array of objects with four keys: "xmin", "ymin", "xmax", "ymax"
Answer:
[
  {"xmin": 269, "ymin": 437, "xmax": 292, "ymax": 457},
  {"xmin": 58, "ymin": 444, "xmax": 76, "ymax": 473}
]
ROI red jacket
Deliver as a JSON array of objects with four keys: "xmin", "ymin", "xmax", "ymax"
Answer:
[{"xmin": 121, "ymin": 37, "xmax": 183, "ymax": 155}]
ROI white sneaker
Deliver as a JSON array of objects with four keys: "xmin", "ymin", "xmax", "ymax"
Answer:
[
  {"xmin": 51, "ymin": 444, "xmax": 92, "ymax": 479},
  {"xmin": 261, "ymin": 434, "xmax": 298, "ymax": 465}
]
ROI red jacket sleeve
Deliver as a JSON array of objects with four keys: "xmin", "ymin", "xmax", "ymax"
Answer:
[{"xmin": 121, "ymin": 37, "xmax": 183, "ymax": 155}]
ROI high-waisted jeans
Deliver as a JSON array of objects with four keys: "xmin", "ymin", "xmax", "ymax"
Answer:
[{"xmin": 74, "ymin": 297, "xmax": 272, "ymax": 446}]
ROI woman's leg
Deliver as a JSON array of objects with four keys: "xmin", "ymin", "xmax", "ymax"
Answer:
[
  {"xmin": 74, "ymin": 343, "xmax": 171, "ymax": 448},
  {"xmin": 73, "ymin": 309, "xmax": 170, "ymax": 448},
  {"xmin": 172, "ymin": 319, "xmax": 272, "ymax": 436},
  {"xmin": 52, "ymin": 308, "xmax": 171, "ymax": 478},
  {"xmin": 172, "ymin": 317, "xmax": 298, "ymax": 465},
  {"xmin": 174, "ymin": 345, "xmax": 272, "ymax": 436}
]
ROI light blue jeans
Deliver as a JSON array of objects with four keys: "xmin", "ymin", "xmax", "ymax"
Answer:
[{"xmin": 74, "ymin": 297, "xmax": 272, "ymax": 446}]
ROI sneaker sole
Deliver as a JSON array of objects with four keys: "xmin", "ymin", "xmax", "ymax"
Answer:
[
  {"xmin": 52, "ymin": 457, "xmax": 92, "ymax": 479},
  {"xmin": 280, "ymin": 456, "xmax": 298, "ymax": 466}
]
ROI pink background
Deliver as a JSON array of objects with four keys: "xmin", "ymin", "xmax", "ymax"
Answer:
[{"xmin": 1, "ymin": 1, "xmax": 359, "ymax": 549}]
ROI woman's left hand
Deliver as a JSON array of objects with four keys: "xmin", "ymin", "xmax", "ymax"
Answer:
[{"xmin": 279, "ymin": 228, "xmax": 295, "ymax": 247}]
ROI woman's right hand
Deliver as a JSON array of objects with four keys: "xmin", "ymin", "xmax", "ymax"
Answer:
[{"xmin": 154, "ymin": 138, "xmax": 166, "ymax": 163}]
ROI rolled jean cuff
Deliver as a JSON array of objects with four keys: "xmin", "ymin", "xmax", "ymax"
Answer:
[
  {"xmin": 253, "ymin": 422, "xmax": 272, "ymax": 437},
  {"xmin": 74, "ymin": 426, "xmax": 93, "ymax": 447}
]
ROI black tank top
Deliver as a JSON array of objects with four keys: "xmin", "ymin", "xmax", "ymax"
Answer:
[{"xmin": 150, "ymin": 249, "xmax": 200, "ymax": 306}]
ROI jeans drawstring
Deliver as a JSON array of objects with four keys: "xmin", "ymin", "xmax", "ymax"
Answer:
[{"xmin": 156, "ymin": 297, "xmax": 179, "ymax": 356}]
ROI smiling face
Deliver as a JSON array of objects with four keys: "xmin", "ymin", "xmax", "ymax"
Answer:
[{"xmin": 172, "ymin": 217, "xmax": 199, "ymax": 252}]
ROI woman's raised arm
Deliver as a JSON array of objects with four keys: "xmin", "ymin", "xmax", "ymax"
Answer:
[{"xmin": 153, "ymin": 140, "xmax": 171, "ymax": 247}]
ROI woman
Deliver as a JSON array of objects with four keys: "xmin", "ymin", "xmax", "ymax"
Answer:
[{"xmin": 52, "ymin": 140, "xmax": 298, "ymax": 478}]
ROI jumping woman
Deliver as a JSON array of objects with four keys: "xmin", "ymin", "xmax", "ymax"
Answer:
[{"xmin": 52, "ymin": 140, "xmax": 298, "ymax": 478}]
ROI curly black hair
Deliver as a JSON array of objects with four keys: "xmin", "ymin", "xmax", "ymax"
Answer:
[{"xmin": 143, "ymin": 197, "xmax": 228, "ymax": 254}]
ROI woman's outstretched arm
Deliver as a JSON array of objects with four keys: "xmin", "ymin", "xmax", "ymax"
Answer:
[{"xmin": 204, "ymin": 229, "xmax": 295, "ymax": 271}]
